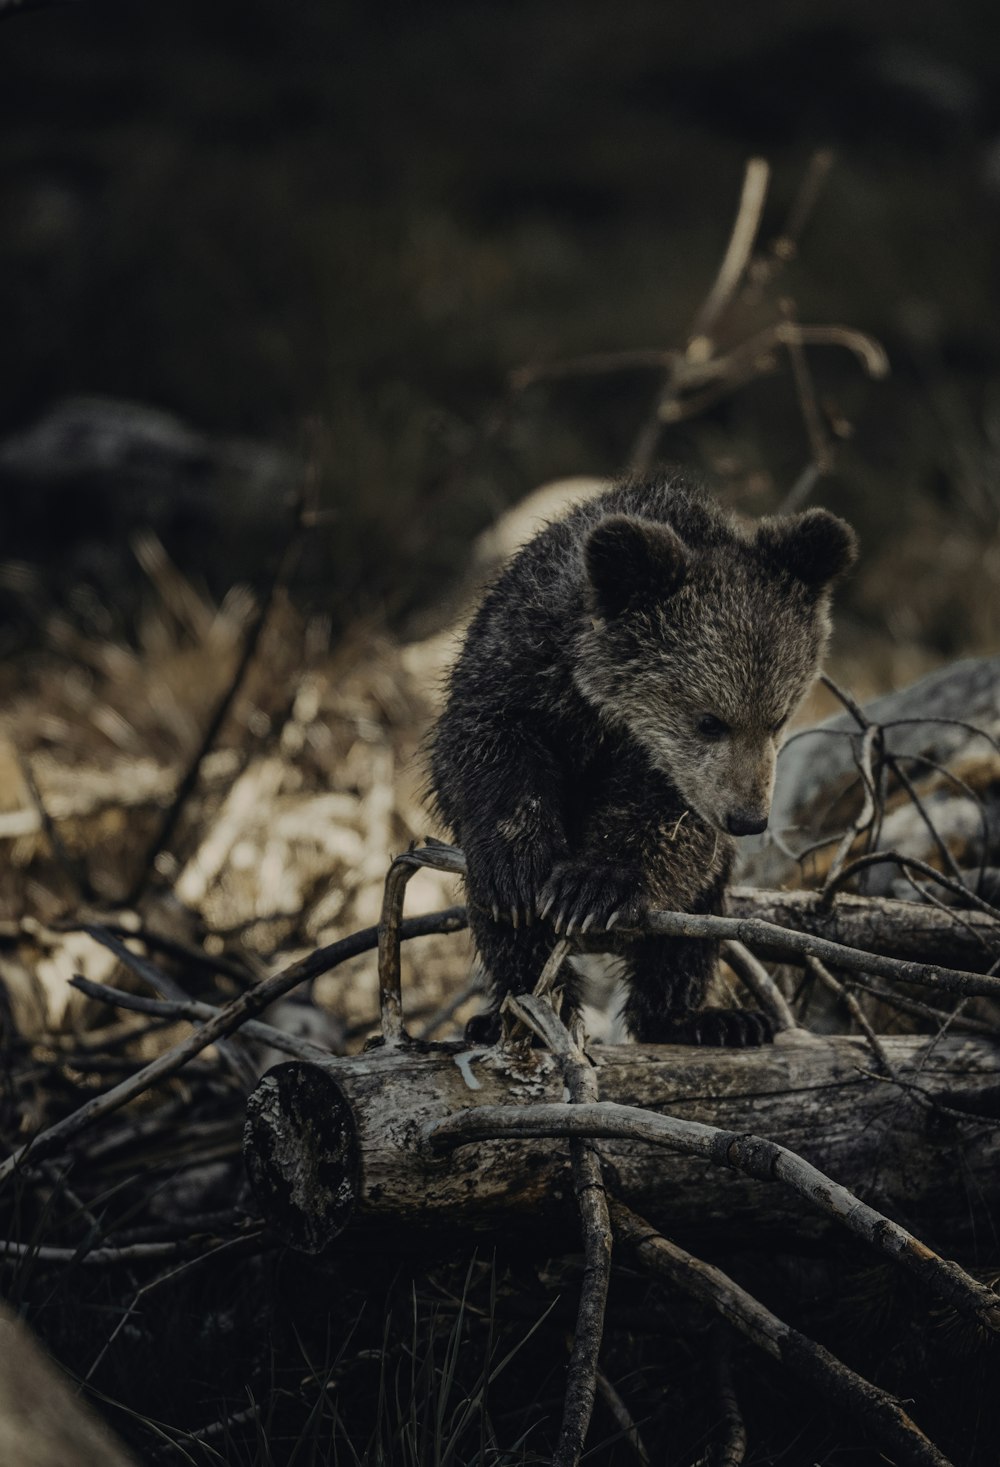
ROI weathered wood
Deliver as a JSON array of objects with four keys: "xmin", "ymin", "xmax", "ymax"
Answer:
[
  {"xmin": 725, "ymin": 885, "xmax": 1000, "ymax": 971},
  {"xmin": 738, "ymin": 657, "xmax": 1000, "ymax": 889},
  {"xmin": 243, "ymin": 1033, "xmax": 1000, "ymax": 1254}
]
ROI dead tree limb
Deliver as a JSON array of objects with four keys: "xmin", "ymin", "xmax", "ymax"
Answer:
[
  {"xmin": 610, "ymin": 1201, "xmax": 954, "ymax": 1467},
  {"xmin": 0, "ymin": 907, "xmax": 465, "ymax": 1183},
  {"xmin": 724, "ymin": 886, "xmax": 1000, "ymax": 971},
  {"xmin": 242, "ymin": 1033, "xmax": 1000, "ymax": 1255},
  {"xmin": 428, "ymin": 1100, "xmax": 1000, "ymax": 1334},
  {"xmin": 508, "ymin": 992, "xmax": 613, "ymax": 1467}
]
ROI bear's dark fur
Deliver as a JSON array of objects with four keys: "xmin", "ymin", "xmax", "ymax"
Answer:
[{"xmin": 429, "ymin": 475, "xmax": 857, "ymax": 1044}]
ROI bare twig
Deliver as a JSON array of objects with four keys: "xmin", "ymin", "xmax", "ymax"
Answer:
[
  {"xmin": 427, "ymin": 1100, "xmax": 1000, "ymax": 1333},
  {"xmin": 413, "ymin": 972, "xmax": 484, "ymax": 1040},
  {"xmin": 640, "ymin": 903, "xmax": 1000, "ymax": 1000},
  {"xmin": 507, "ymin": 989, "xmax": 613, "ymax": 1467},
  {"xmin": 725, "ymin": 884, "xmax": 1000, "ymax": 969},
  {"xmin": 768, "ymin": 148, "xmax": 835, "ymax": 265},
  {"xmin": 377, "ymin": 842, "xmax": 467, "ymax": 1044},
  {"xmin": 822, "ymin": 848, "xmax": 1000, "ymax": 923},
  {"xmin": 721, "ymin": 940, "xmax": 798, "ymax": 1032},
  {"xmin": 611, "ymin": 1201, "xmax": 953, "ymax": 1467},
  {"xmin": 125, "ymin": 487, "xmax": 312, "ymax": 908},
  {"xmin": 86, "ymin": 1232, "xmax": 266, "ymax": 1382},
  {"xmin": 510, "ymin": 348, "xmax": 674, "ymax": 392},
  {"xmin": 821, "ymin": 722, "xmax": 882, "ymax": 896},
  {"xmin": 885, "ymin": 755, "xmax": 967, "ymax": 887},
  {"xmin": 54, "ymin": 916, "xmax": 255, "ymax": 985},
  {"xmin": 890, "ymin": 750, "xmax": 992, "ymax": 898},
  {"xmin": 784, "ymin": 310, "xmax": 832, "ymax": 472},
  {"xmin": 699, "ymin": 1324, "xmax": 747, "ymax": 1467},
  {"xmin": 804, "ymin": 956, "xmax": 896, "ymax": 1076},
  {"xmin": 594, "ymin": 1365, "xmax": 651, "ymax": 1466},
  {"xmin": 69, "ymin": 975, "xmax": 337, "ymax": 1063},
  {"xmin": 82, "ymin": 924, "xmax": 257, "ymax": 1087},
  {"xmin": 848, "ymin": 974, "xmax": 998, "ymax": 1036},
  {"xmin": 14, "ymin": 748, "xmax": 95, "ymax": 901},
  {"xmin": 688, "ymin": 157, "xmax": 770, "ymax": 346},
  {"xmin": 776, "ymin": 460, "xmax": 822, "ymax": 514},
  {"xmin": 0, "ymin": 906, "xmax": 467, "ymax": 1183}
]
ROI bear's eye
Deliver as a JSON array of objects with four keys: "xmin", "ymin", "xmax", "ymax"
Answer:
[
  {"xmin": 697, "ymin": 713, "xmax": 730, "ymax": 740},
  {"xmin": 770, "ymin": 715, "xmax": 789, "ymax": 737}
]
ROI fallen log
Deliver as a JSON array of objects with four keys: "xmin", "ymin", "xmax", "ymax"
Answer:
[
  {"xmin": 243, "ymin": 1031, "xmax": 1000, "ymax": 1255},
  {"xmin": 726, "ymin": 885, "xmax": 1000, "ymax": 971}
]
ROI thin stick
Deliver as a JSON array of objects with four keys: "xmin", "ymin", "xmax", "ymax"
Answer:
[
  {"xmin": 427, "ymin": 1100, "xmax": 1000, "ymax": 1334},
  {"xmin": 594, "ymin": 1366, "xmax": 651, "ymax": 1466},
  {"xmin": 377, "ymin": 843, "xmax": 468, "ymax": 1044},
  {"xmin": 821, "ymin": 676, "xmax": 979, "ymax": 894},
  {"xmin": 508, "ymin": 991, "xmax": 613, "ymax": 1467},
  {"xmin": 771, "ymin": 148, "xmax": 835, "ymax": 262},
  {"xmin": 890, "ymin": 750, "xmax": 992, "ymax": 899},
  {"xmin": 821, "ymin": 723, "xmax": 881, "ymax": 896},
  {"xmin": 611, "ymin": 1201, "xmax": 953, "ymax": 1467},
  {"xmin": 69, "ymin": 975, "xmax": 337, "ymax": 1063},
  {"xmin": 701, "ymin": 1323, "xmax": 747, "ymax": 1467},
  {"xmin": 849, "ymin": 974, "xmax": 998, "ymax": 1036},
  {"xmin": 55, "ymin": 917, "xmax": 255, "ymax": 985},
  {"xmin": 639, "ymin": 904, "xmax": 1000, "ymax": 999},
  {"xmin": 822, "ymin": 848, "xmax": 1000, "ymax": 923},
  {"xmin": 0, "ymin": 1238, "xmax": 215, "ymax": 1265},
  {"xmin": 15, "ymin": 748, "xmax": 95, "ymax": 901},
  {"xmin": 510, "ymin": 348, "xmax": 675, "ymax": 392},
  {"xmin": 414, "ymin": 973, "xmax": 484, "ymax": 1041},
  {"xmin": 720, "ymin": 941, "xmax": 798, "ymax": 1032},
  {"xmin": 689, "ymin": 158, "xmax": 771, "ymax": 345},
  {"xmin": 776, "ymin": 461, "xmax": 822, "ymax": 514},
  {"xmin": 83, "ymin": 925, "xmax": 257, "ymax": 1087},
  {"xmin": 125, "ymin": 487, "xmax": 310, "ymax": 907},
  {"xmin": 784, "ymin": 317, "xmax": 832, "ymax": 471},
  {"xmin": 804, "ymin": 956, "xmax": 895, "ymax": 1076},
  {"xmin": 0, "ymin": 907, "xmax": 467, "ymax": 1183},
  {"xmin": 86, "ymin": 1232, "xmax": 264, "ymax": 1382},
  {"xmin": 886, "ymin": 754, "xmax": 968, "ymax": 886}
]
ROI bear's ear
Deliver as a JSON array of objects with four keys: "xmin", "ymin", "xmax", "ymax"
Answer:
[
  {"xmin": 585, "ymin": 515, "xmax": 689, "ymax": 617},
  {"xmin": 755, "ymin": 509, "xmax": 858, "ymax": 592}
]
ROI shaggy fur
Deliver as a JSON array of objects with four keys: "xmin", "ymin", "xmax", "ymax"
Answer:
[{"xmin": 429, "ymin": 474, "xmax": 857, "ymax": 1044}]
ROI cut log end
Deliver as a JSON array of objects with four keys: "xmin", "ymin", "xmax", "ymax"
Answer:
[{"xmin": 243, "ymin": 1062, "xmax": 361, "ymax": 1253}]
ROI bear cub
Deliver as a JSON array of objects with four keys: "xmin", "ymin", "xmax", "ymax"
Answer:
[{"xmin": 429, "ymin": 474, "xmax": 857, "ymax": 1045}]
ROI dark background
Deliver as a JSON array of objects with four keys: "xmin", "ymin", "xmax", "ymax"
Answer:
[
  {"xmin": 3, "ymin": 9, "xmax": 1000, "ymax": 1464},
  {"xmin": 2, "ymin": 0, "xmax": 1000, "ymax": 651}
]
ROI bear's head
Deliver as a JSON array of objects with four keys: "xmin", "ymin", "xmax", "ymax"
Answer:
[{"xmin": 575, "ymin": 507, "xmax": 857, "ymax": 837}]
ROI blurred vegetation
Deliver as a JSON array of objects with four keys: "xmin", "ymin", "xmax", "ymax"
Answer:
[
  {"xmin": 3, "ymin": 0, "xmax": 1000, "ymax": 648},
  {"xmin": 4, "ymin": 5, "xmax": 1000, "ymax": 1464}
]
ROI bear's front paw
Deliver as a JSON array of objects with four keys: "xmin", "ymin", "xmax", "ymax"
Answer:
[
  {"xmin": 465, "ymin": 836, "xmax": 565, "ymax": 929},
  {"xmin": 537, "ymin": 861, "xmax": 647, "ymax": 936}
]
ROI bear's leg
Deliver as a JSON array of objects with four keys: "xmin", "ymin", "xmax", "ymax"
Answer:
[
  {"xmin": 465, "ymin": 907, "xmax": 581, "ymax": 1044},
  {"xmin": 623, "ymin": 935, "xmax": 772, "ymax": 1047}
]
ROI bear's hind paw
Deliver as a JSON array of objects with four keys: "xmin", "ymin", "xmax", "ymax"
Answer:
[{"xmin": 637, "ymin": 1008, "xmax": 774, "ymax": 1047}]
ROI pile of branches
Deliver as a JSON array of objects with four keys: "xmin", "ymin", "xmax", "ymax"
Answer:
[{"xmin": 2, "ymin": 156, "xmax": 999, "ymax": 1465}]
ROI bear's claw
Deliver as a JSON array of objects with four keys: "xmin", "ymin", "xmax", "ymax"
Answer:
[{"xmin": 539, "ymin": 861, "xmax": 646, "ymax": 936}]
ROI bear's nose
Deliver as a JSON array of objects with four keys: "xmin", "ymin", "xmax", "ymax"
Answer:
[{"xmin": 726, "ymin": 811, "xmax": 768, "ymax": 837}]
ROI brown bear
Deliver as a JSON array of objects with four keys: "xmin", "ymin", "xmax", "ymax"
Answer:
[{"xmin": 429, "ymin": 474, "xmax": 857, "ymax": 1044}]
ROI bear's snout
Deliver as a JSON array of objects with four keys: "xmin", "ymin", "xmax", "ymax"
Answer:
[{"xmin": 725, "ymin": 810, "xmax": 769, "ymax": 837}]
